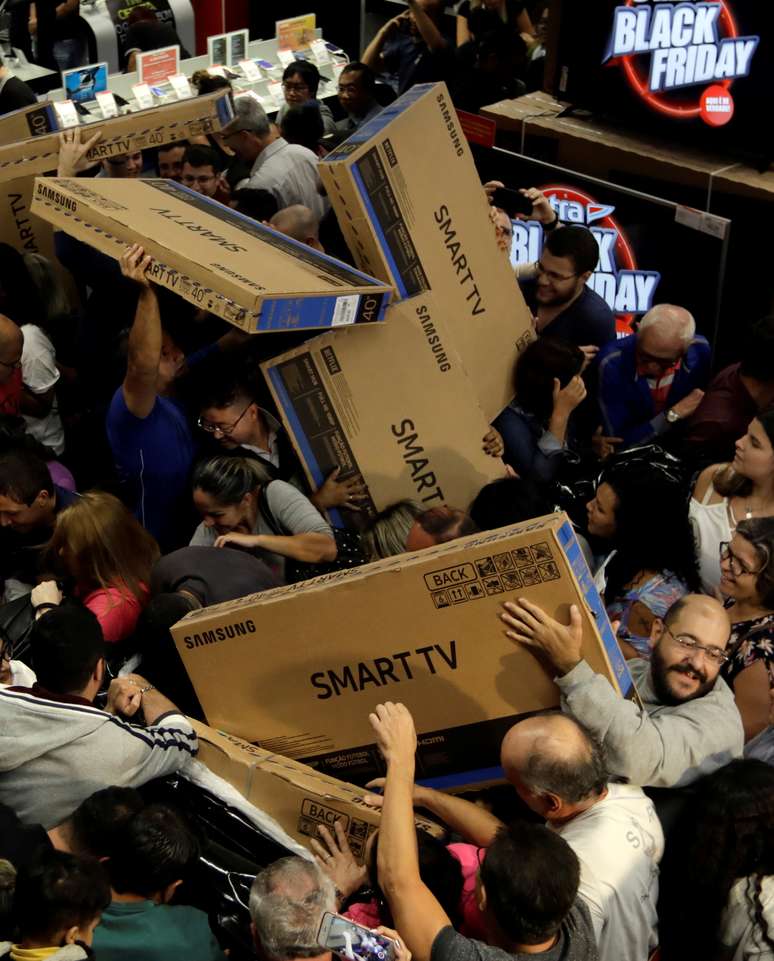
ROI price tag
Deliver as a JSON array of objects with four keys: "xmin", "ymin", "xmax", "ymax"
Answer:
[
  {"xmin": 132, "ymin": 82, "xmax": 154, "ymax": 110},
  {"xmin": 276, "ymin": 48, "xmax": 294, "ymax": 68},
  {"xmin": 267, "ymin": 80, "xmax": 285, "ymax": 109},
  {"xmin": 239, "ymin": 59, "xmax": 262, "ymax": 83},
  {"xmin": 310, "ymin": 39, "xmax": 332, "ymax": 66},
  {"xmin": 169, "ymin": 73, "xmax": 193, "ymax": 99},
  {"xmin": 53, "ymin": 100, "xmax": 79, "ymax": 128},
  {"xmin": 95, "ymin": 90, "xmax": 118, "ymax": 119}
]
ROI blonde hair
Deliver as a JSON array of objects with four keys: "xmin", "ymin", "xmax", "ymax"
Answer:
[
  {"xmin": 362, "ymin": 499, "xmax": 423, "ymax": 560},
  {"xmin": 48, "ymin": 491, "xmax": 159, "ymax": 601}
]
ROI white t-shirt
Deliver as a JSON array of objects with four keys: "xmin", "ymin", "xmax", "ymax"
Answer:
[
  {"xmin": 21, "ymin": 324, "xmax": 64, "ymax": 455},
  {"xmin": 722, "ymin": 876, "xmax": 774, "ymax": 961},
  {"xmin": 552, "ymin": 783, "xmax": 664, "ymax": 961}
]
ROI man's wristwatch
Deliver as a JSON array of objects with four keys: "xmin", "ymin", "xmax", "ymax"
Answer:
[
  {"xmin": 666, "ymin": 408, "xmax": 681, "ymax": 424},
  {"xmin": 543, "ymin": 215, "xmax": 560, "ymax": 232}
]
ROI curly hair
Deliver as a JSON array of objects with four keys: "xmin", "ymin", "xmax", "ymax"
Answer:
[
  {"xmin": 659, "ymin": 759, "xmax": 774, "ymax": 961},
  {"xmin": 600, "ymin": 458, "xmax": 700, "ymax": 601}
]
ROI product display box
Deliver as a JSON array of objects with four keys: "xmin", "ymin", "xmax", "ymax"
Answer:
[
  {"xmin": 31, "ymin": 177, "xmax": 393, "ymax": 333},
  {"xmin": 262, "ymin": 293, "xmax": 504, "ymax": 527},
  {"xmin": 320, "ymin": 81, "xmax": 534, "ymax": 420},
  {"xmin": 0, "ymin": 100, "xmax": 60, "ymax": 142},
  {"xmin": 191, "ymin": 720, "xmax": 443, "ymax": 862},
  {"xmin": 173, "ymin": 514, "xmax": 636, "ymax": 790},
  {"xmin": 0, "ymin": 90, "xmax": 234, "ymax": 184}
]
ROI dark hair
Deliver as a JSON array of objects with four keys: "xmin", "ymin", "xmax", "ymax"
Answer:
[
  {"xmin": 469, "ymin": 477, "xmax": 552, "ymax": 531},
  {"xmin": 30, "ymin": 606, "xmax": 105, "ymax": 695},
  {"xmin": 481, "ymin": 822, "xmax": 580, "ymax": 946},
  {"xmin": 0, "ymin": 447, "xmax": 53, "ymax": 504},
  {"xmin": 659, "ymin": 759, "xmax": 774, "ymax": 961},
  {"xmin": 520, "ymin": 714, "xmax": 608, "ymax": 803},
  {"xmin": 740, "ymin": 316, "xmax": 774, "ymax": 383},
  {"xmin": 734, "ymin": 517, "xmax": 774, "ymax": 608},
  {"xmin": 281, "ymin": 102, "xmax": 324, "ymax": 153},
  {"xmin": 599, "ymin": 457, "xmax": 701, "ymax": 600},
  {"xmin": 234, "ymin": 187, "xmax": 280, "ymax": 222},
  {"xmin": 714, "ymin": 408, "xmax": 774, "ymax": 499},
  {"xmin": 192, "ymin": 455, "xmax": 269, "ymax": 506},
  {"xmin": 0, "ymin": 413, "xmax": 57, "ymax": 463},
  {"xmin": 513, "ymin": 337, "xmax": 584, "ymax": 423},
  {"xmin": 194, "ymin": 350, "xmax": 258, "ymax": 412},
  {"xmin": 416, "ymin": 507, "xmax": 479, "ymax": 543},
  {"xmin": 70, "ymin": 787, "xmax": 145, "ymax": 860},
  {"xmin": 282, "ymin": 60, "xmax": 321, "ymax": 98},
  {"xmin": 182, "ymin": 143, "xmax": 223, "ymax": 173},
  {"xmin": 158, "ymin": 140, "xmax": 187, "ymax": 156},
  {"xmin": 14, "ymin": 851, "xmax": 110, "ymax": 943},
  {"xmin": 192, "ymin": 70, "xmax": 232, "ymax": 95},
  {"xmin": 368, "ymin": 831, "xmax": 462, "ymax": 928},
  {"xmin": 0, "ymin": 242, "xmax": 45, "ymax": 325},
  {"xmin": 340, "ymin": 61, "xmax": 376, "ymax": 94},
  {"xmin": 544, "ymin": 225, "xmax": 599, "ymax": 276},
  {"xmin": 107, "ymin": 805, "xmax": 201, "ymax": 898}
]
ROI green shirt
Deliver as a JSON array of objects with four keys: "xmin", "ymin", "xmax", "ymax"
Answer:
[{"xmin": 93, "ymin": 900, "xmax": 226, "ymax": 961}]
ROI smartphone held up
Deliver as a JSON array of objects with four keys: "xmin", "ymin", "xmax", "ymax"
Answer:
[{"xmin": 317, "ymin": 913, "xmax": 398, "ymax": 961}]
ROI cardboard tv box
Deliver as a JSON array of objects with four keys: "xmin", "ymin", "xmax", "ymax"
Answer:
[
  {"xmin": 262, "ymin": 293, "xmax": 505, "ymax": 528},
  {"xmin": 31, "ymin": 177, "xmax": 393, "ymax": 333},
  {"xmin": 0, "ymin": 90, "xmax": 233, "ymax": 184},
  {"xmin": 191, "ymin": 720, "xmax": 443, "ymax": 862},
  {"xmin": 172, "ymin": 514, "xmax": 636, "ymax": 790},
  {"xmin": 320, "ymin": 82, "xmax": 534, "ymax": 420},
  {"xmin": 0, "ymin": 100, "xmax": 60, "ymax": 142}
]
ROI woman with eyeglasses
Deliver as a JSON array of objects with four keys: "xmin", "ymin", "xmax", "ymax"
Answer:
[
  {"xmin": 190, "ymin": 456, "xmax": 336, "ymax": 584},
  {"xmin": 691, "ymin": 408, "xmax": 774, "ymax": 594},
  {"xmin": 275, "ymin": 61, "xmax": 338, "ymax": 136},
  {"xmin": 586, "ymin": 455, "xmax": 701, "ymax": 659},
  {"xmin": 718, "ymin": 518, "xmax": 774, "ymax": 756}
]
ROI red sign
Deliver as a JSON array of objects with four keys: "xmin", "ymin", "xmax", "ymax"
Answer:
[
  {"xmin": 137, "ymin": 45, "xmax": 180, "ymax": 86},
  {"xmin": 457, "ymin": 110, "xmax": 496, "ymax": 149}
]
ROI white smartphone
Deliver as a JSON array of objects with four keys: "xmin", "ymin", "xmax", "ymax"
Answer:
[{"xmin": 317, "ymin": 912, "xmax": 397, "ymax": 961}]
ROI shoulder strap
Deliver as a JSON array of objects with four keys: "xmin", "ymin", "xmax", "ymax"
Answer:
[{"xmin": 257, "ymin": 482, "xmax": 283, "ymax": 536}]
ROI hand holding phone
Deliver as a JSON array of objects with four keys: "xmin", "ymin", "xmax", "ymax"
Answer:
[
  {"xmin": 491, "ymin": 186, "xmax": 533, "ymax": 218},
  {"xmin": 318, "ymin": 913, "xmax": 398, "ymax": 961}
]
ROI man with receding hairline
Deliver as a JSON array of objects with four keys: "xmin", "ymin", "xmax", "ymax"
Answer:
[
  {"xmin": 269, "ymin": 205, "xmax": 324, "ymax": 252},
  {"xmin": 501, "ymin": 593, "xmax": 744, "ymax": 787}
]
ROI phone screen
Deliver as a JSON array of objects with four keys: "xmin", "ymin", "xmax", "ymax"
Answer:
[{"xmin": 318, "ymin": 914, "xmax": 396, "ymax": 961}]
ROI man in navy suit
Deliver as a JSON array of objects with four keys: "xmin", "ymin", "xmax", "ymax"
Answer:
[{"xmin": 597, "ymin": 304, "xmax": 711, "ymax": 449}]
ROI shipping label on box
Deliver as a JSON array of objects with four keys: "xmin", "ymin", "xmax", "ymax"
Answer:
[
  {"xmin": 320, "ymin": 82, "xmax": 534, "ymax": 420},
  {"xmin": 31, "ymin": 177, "xmax": 393, "ymax": 333},
  {"xmin": 262, "ymin": 293, "xmax": 504, "ymax": 528},
  {"xmin": 0, "ymin": 91, "xmax": 234, "ymax": 184},
  {"xmin": 173, "ymin": 515, "xmax": 636, "ymax": 790},
  {"xmin": 190, "ymin": 720, "xmax": 443, "ymax": 861}
]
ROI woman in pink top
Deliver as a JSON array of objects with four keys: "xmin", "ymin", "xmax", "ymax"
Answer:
[{"xmin": 41, "ymin": 491, "xmax": 158, "ymax": 643}]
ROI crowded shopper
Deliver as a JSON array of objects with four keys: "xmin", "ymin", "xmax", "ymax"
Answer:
[
  {"xmin": 337, "ymin": 62, "xmax": 383, "ymax": 130},
  {"xmin": 718, "ymin": 518, "xmax": 774, "ymax": 755},
  {"xmin": 596, "ymin": 304, "xmax": 710, "ymax": 449},
  {"xmin": 276, "ymin": 61, "xmax": 338, "ymax": 135},
  {"xmin": 690, "ymin": 409, "xmax": 774, "ymax": 593},
  {"xmin": 501, "ymin": 593, "xmax": 744, "ymax": 786},
  {"xmin": 586, "ymin": 456, "xmax": 700, "ymax": 658},
  {"xmin": 181, "ymin": 144, "xmax": 230, "ymax": 203},
  {"xmin": 456, "ymin": 0, "xmax": 534, "ymax": 46},
  {"xmin": 157, "ymin": 141, "xmax": 187, "ymax": 181}
]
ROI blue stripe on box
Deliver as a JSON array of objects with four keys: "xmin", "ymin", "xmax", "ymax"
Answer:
[
  {"xmin": 417, "ymin": 765, "xmax": 504, "ymax": 790},
  {"xmin": 558, "ymin": 520, "xmax": 635, "ymax": 699},
  {"xmin": 265, "ymin": 365, "xmax": 344, "ymax": 529},
  {"xmin": 350, "ymin": 164, "xmax": 408, "ymax": 298}
]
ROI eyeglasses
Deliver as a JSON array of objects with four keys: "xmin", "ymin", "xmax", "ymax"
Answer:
[
  {"xmin": 665, "ymin": 627, "xmax": 729, "ymax": 665},
  {"xmin": 282, "ymin": 81, "xmax": 310, "ymax": 93},
  {"xmin": 719, "ymin": 541, "xmax": 765, "ymax": 578},
  {"xmin": 636, "ymin": 348, "xmax": 682, "ymax": 371},
  {"xmin": 536, "ymin": 261, "xmax": 578, "ymax": 283},
  {"xmin": 0, "ymin": 356, "xmax": 22, "ymax": 371},
  {"xmin": 197, "ymin": 403, "xmax": 253, "ymax": 437}
]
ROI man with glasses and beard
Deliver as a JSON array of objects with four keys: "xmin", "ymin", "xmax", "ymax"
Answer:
[{"xmin": 500, "ymin": 593, "xmax": 744, "ymax": 787}]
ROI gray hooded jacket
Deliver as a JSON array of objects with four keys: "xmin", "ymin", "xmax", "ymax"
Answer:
[{"xmin": 0, "ymin": 687, "xmax": 197, "ymax": 828}]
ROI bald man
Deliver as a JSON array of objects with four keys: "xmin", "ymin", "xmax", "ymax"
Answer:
[
  {"xmin": 596, "ymin": 303, "xmax": 710, "ymax": 448},
  {"xmin": 502, "ymin": 593, "xmax": 744, "ymax": 788},
  {"xmin": 0, "ymin": 314, "xmax": 24, "ymax": 417},
  {"xmin": 364, "ymin": 706, "xmax": 659, "ymax": 961},
  {"xmin": 268, "ymin": 205, "xmax": 324, "ymax": 252}
]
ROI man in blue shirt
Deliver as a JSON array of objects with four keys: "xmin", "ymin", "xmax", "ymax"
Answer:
[
  {"xmin": 106, "ymin": 245, "xmax": 195, "ymax": 551},
  {"xmin": 596, "ymin": 304, "xmax": 710, "ymax": 449}
]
